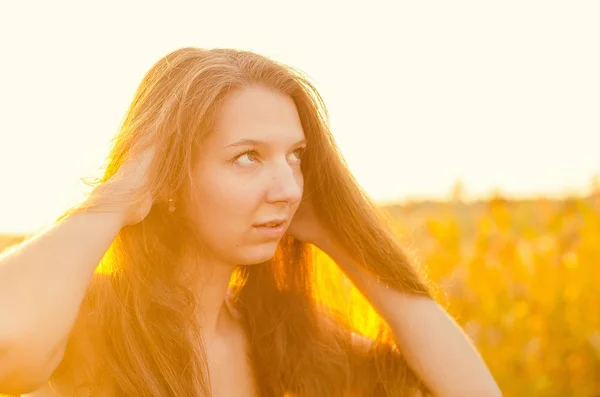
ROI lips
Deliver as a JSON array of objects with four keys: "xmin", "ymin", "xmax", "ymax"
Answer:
[
  {"xmin": 254, "ymin": 218, "xmax": 287, "ymax": 228},
  {"xmin": 253, "ymin": 218, "xmax": 288, "ymax": 239}
]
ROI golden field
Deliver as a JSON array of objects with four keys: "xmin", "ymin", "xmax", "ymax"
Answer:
[
  {"xmin": 1, "ymin": 194, "xmax": 598, "ymax": 396},
  {"xmin": 314, "ymin": 194, "xmax": 600, "ymax": 396}
]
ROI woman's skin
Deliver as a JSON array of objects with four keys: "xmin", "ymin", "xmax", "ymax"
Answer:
[
  {"xmin": 182, "ymin": 84, "xmax": 305, "ymax": 341},
  {"xmin": 0, "ymin": 84, "xmax": 501, "ymax": 396}
]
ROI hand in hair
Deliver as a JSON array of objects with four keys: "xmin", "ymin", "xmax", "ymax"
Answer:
[
  {"xmin": 287, "ymin": 197, "xmax": 328, "ymax": 247},
  {"xmin": 82, "ymin": 146, "xmax": 156, "ymax": 227}
]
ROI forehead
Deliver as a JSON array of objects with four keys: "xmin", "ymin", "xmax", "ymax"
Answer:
[{"xmin": 208, "ymin": 85, "xmax": 305, "ymax": 145}]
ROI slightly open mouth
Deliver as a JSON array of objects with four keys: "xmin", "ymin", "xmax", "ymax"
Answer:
[{"xmin": 255, "ymin": 221, "xmax": 284, "ymax": 228}]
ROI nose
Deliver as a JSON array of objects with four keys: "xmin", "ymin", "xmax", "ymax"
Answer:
[{"xmin": 265, "ymin": 160, "xmax": 303, "ymax": 205}]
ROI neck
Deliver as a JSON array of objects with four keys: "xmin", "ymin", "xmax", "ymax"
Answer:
[{"xmin": 180, "ymin": 252, "xmax": 238, "ymax": 342}]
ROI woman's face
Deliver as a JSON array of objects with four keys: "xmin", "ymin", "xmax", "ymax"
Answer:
[{"xmin": 188, "ymin": 84, "xmax": 306, "ymax": 266}]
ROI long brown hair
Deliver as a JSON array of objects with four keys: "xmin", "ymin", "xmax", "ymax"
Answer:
[{"xmin": 52, "ymin": 47, "xmax": 433, "ymax": 396}]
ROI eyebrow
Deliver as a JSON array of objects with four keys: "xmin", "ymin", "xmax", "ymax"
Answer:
[{"xmin": 225, "ymin": 138, "xmax": 307, "ymax": 148}]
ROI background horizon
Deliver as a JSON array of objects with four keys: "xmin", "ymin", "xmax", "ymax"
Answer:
[{"xmin": 1, "ymin": 1, "xmax": 599, "ymax": 234}]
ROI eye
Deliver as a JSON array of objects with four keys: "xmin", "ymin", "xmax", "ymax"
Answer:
[
  {"xmin": 234, "ymin": 150, "xmax": 259, "ymax": 166},
  {"xmin": 289, "ymin": 146, "xmax": 306, "ymax": 163}
]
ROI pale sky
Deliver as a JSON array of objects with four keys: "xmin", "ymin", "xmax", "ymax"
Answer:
[{"xmin": 0, "ymin": 1, "xmax": 599, "ymax": 234}]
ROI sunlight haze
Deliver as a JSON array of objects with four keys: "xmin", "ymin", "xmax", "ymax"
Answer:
[{"xmin": 0, "ymin": 1, "xmax": 598, "ymax": 233}]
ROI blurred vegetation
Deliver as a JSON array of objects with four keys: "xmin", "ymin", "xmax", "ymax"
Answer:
[
  {"xmin": 1, "ymin": 193, "xmax": 598, "ymax": 396},
  {"xmin": 316, "ymin": 192, "xmax": 600, "ymax": 396}
]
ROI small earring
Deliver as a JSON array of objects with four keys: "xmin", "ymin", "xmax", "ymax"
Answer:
[{"xmin": 168, "ymin": 198, "xmax": 176, "ymax": 213}]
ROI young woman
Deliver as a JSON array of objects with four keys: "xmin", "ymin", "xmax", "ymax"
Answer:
[{"xmin": 0, "ymin": 47, "xmax": 501, "ymax": 396}]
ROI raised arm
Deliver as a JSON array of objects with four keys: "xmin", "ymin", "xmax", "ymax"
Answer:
[
  {"xmin": 0, "ymin": 149, "xmax": 153, "ymax": 395},
  {"xmin": 0, "ymin": 210, "xmax": 124, "ymax": 394},
  {"xmin": 320, "ymin": 238, "xmax": 502, "ymax": 397},
  {"xmin": 288, "ymin": 198, "xmax": 502, "ymax": 396}
]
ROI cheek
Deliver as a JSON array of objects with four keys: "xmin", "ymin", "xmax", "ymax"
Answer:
[
  {"xmin": 297, "ymin": 170, "xmax": 305, "ymax": 193},
  {"xmin": 295, "ymin": 168, "xmax": 305, "ymax": 203},
  {"xmin": 191, "ymin": 170, "xmax": 262, "ymax": 232}
]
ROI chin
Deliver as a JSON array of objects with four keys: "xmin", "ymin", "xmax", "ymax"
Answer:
[{"xmin": 236, "ymin": 241, "xmax": 280, "ymax": 266}]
